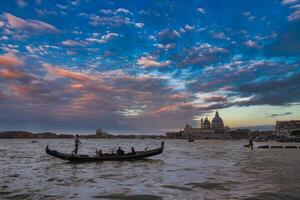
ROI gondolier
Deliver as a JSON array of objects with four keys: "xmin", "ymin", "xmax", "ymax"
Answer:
[{"xmin": 73, "ymin": 134, "xmax": 81, "ymax": 154}]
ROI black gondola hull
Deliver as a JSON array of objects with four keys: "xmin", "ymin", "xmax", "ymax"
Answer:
[{"xmin": 46, "ymin": 142, "xmax": 164, "ymax": 162}]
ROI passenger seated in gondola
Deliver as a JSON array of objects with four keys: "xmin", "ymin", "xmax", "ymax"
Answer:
[
  {"xmin": 95, "ymin": 149, "xmax": 102, "ymax": 156},
  {"xmin": 116, "ymin": 146, "xmax": 125, "ymax": 156},
  {"xmin": 131, "ymin": 147, "xmax": 136, "ymax": 154}
]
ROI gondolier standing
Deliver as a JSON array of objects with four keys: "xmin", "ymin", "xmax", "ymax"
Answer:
[{"xmin": 74, "ymin": 134, "xmax": 81, "ymax": 154}]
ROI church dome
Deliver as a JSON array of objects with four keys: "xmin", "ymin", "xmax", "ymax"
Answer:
[
  {"xmin": 211, "ymin": 111, "xmax": 224, "ymax": 129},
  {"xmin": 202, "ymin": 117, "xmax": 211, "ymax": 128}
]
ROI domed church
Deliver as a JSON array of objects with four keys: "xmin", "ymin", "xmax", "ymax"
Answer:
[
  {"xmin": 183, "ymin": 111, "xmax": 229, "ymax": 139},
  {"xmin": 211, "ymin": 111, "xmax": 224, "ymax": 130}
]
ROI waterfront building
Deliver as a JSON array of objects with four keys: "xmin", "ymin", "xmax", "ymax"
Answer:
[
  {"xmin": 211, "ymin": 111, "xmax": 225, "ymax": 130},
  {"xmin": 166, "ymin": 131, "xmax": 183, "ymax": 139},
  {"xmin": 183, "ymin": 111, "xmax": 230, "ymax": 139},
  {"xmin": 275, "ymin": 120, "xmax": 300, "ymax": 136}
]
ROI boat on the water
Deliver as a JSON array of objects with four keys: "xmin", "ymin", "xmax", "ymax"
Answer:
[
  {"xmin": 188, "ymin": 139, "xmax": 194, "ymax": 142},
  {"xmin": 244, "ymin": 144, "xmax": 300, "ymax": 149},
  {"xmin": 46, "ymin": 142, "xmax": 164, "ymax": 162}
]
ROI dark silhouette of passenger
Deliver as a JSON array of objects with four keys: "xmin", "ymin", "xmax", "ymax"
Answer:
[
  {"xmin": 116, "ymin": 146, "xmax": 125, "ymax": 156},
  {"xmin": 96, "ymin": 149, "xmax": 102, "ymax": 156},
  {"xmin": 131, "ymin": 147, "xmax": 136, "ymax": 154},
  {"xmin": 73, "ymin": 134, "xmax": 81, "ymax": 154},
  {"xmin": 249, "ymin": 137, "xmax": 254, "ymax": 149}
]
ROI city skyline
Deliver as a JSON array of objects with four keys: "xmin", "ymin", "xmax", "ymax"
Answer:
[{"xmin": 0, "ymin": 0, "xmax": 299, "ymax": 134}]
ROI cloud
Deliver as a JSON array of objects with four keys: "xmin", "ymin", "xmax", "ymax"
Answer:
[
  {"xmin": 16, "ymin": 0, "xmax": 27, "ymax": 8},
  {"xmin": 135, "ymin": 22, "xmax": 144, "ymax": 28},
  {"xmin": 63, "ymin": 33, "xmax": 119, "ymax": 46},
  {"xmin": 89, "ymin": 14, "xmax": 143, "ymax": 28},
  {"xmin": 137, "ymin": 56, "xmax": 171, "ymax": 68},
  {"xmin": 196, "ymin": 8, "xmax": 206, "ymax": 14},
  {"xmin": 265, "ymin": 112, "xmax": 292, "ymax": 118},
  {"xmin": 244, "ymin": 40, "xmax": 260, "ymax": 48},
  {"xmin": 86, "ymin": 32, "xmax": 119, "ymax": 44},
  {"xmin": 281, "ymin": 0, "xmax": 298, "ymax": 5},
  {"xmin": 158, "ymin": 28, "xmax": 181, "ymax": 43},
  {"xmin": 0, "ymin": 54, "xmax": 23, "ymax": 66},
  {"xmin": 184, "ymin": 25, "xmax": 194, "ymax": 31},
  {"xmin": 179, "ymin": 43, "xmax": 229, "ymax": 67},
  {"xmin": 211, "ymin": 32, "xmax": 228, "ymax": 40},
  {"xmin": 189, "ymin": 60, "xmax": 298, "ymax": 93},
  {"xmin": 4, "ymin": 12, "xmax": 59, "ymax": 33},
  {"xmin": 116, "ymin": 8, "xmax": 133, "ymax": 15},
  {"xmin": 266, "ymin": 21, "xmax": 300, "ymax": 56},
  {"xmin": 288, "ymin": 9, "xmax": 300, "ymax": 21},
  {"xmin": 43, "ymin": 63, "xmax": 90, "ymax": 81},
  {"xmin": 155, "ymin": 43, "xmax": 176, "ymax": 50},
  {"xmin": 237, "ymin": 73, "xmax": 300, "ymax": 106},
  {"xmin": 0, "ymin": 60, "xmax": 196, "ymax": 132},
  {"xmin": 204, "ymin": 95, "xmax": 227, "ymax": 103},
  {"xmin": 70, "ymin": 83, "xmax": 84, "ymax": 89},
  {"xmin": 0, "ymin": 69, "xmax": 24, "ymax": 79},
  {"xmin": 0, "ymin": 55, "xmax": 36, "ymax": 84},
  {"xmin": 61, "ymin": 39, "xmax": 81, "ymax": 46}
]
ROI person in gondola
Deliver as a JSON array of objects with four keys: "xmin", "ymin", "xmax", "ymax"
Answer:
[
  {"xmin": 73, "ymin": 134, "xmax": 81, "ymax": 154},
  {"xmin": 116, "ymin": 146, "xmax": 124, "ymax": 156},
  {"xmin": 131, "ymin": 147, "xmax": 136, "ymax": 155},
  {"xmin": 96, "ymin": 148, "xmax": 102, "ymax": 156},
  {"xmin": 249, "ymin": 136, "xmax": 254, "ymax": 149}
]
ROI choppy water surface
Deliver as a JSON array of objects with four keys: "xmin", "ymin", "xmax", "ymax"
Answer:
[{"xmin": 0, "ymin": 139, "xmax": 300, "ymax": 200}]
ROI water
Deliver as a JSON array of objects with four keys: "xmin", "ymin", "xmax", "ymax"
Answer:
[{"xmin": 0, "ymin": 139, "xmax": 300, "ymax": 200}]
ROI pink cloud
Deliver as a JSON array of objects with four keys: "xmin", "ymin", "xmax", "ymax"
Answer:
[
  {"xmin": 0, "ymin": 69, "xmax": 23, "ymax": 79},
  {"xmin": 4, "ymin": 12, "xmax": 59, "ymax": 33},
  {"xmin": 137, "ymin": 56, "xmax": 171, "ymax": 68},
  {"xmin": 70, "ymin": 83, "xmax": 85, "ymax": 89},
  {"xmin": 204, "ymin": 95, "xmax": 227, "ymax": 103},
  {"xmin": 288, "ymin": 9, "xmax": 300, "ymax": 21},
  {"xmin": 244, "ymin": 40, "xmax": 260, "ymax": 48},
  {"xmin": 170, "ymin": 93, "xmax": 191, "ymax": 100},
  {"xmin": 62, "ymin": 39, "xmax": 81, "ymax": 46},
  {"xmin": 43, "ymin": 63, "xmax": 90, "ymax": 81},
  {"xmin": 0, "ymin": 54, "xmax": 23, "ymax": 66}
]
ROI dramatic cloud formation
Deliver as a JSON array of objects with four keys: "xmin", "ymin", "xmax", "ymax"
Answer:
[{"xmin": 0, "ymin": 0, "xmax": 299, "ymax": 133}]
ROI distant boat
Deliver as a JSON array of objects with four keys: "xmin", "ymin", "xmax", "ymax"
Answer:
[
  {"xmin": 188, "ymin": 139, "xmax": 194, "ymax": 142},
  {"xmin": 31, "ymin": 140, "xmax": 39, "ymax": 143},
  {"xmin": 46, "ymin": 142, "xmax": 164, "ymax": 162}
]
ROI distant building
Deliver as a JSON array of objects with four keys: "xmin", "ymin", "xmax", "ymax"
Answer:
[
  {"xmin": 166, "ymin": 131, "xmax": 183, "ymax": 139},
  {"xmin": 95, "ymin": 128, "xmax": 112, "ymax": 138},
  {"xmin": 211, "ymin": 111, "xmax": 225, "ymax": 129},
  {"xmin": 183, "ymin": 111, "xmax": 230, "ymax": 139},
  {"xmin": 275, "ymin": 120, "xmax": 300, "ymax": 136}
]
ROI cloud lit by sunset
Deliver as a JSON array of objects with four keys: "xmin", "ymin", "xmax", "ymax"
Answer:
[{"xmin": 0, "ymin": 0, "xmax": 299, "ymax": 134}]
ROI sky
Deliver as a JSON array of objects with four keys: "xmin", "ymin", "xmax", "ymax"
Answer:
[{"xmin": 0, "ymin": 0, "xmax": 299, "ymax": 134}]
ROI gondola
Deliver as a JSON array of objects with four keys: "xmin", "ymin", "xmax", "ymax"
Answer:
[{"xmin": 46, "ymin": 142, "xmax": 164, "ymax": 162}]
